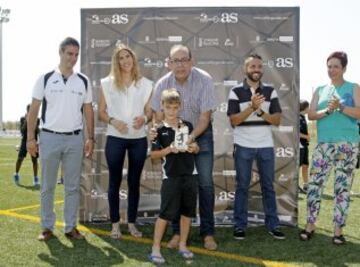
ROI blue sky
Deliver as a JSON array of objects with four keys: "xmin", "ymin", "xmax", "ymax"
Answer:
[{"xmin": 1, "ymin": 0, "xmax": 359, "ymax": 121}]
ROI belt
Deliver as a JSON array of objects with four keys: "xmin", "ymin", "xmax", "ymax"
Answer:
[{"xmin": 42, "ymin": 128, "xmax": 81, "ymax": 135}]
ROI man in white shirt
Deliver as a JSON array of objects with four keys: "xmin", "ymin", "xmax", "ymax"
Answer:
[{"xmin": 27, "ymin": 37, "xmax": 94, "ymax": 241}]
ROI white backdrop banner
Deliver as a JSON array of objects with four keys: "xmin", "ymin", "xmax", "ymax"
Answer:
[{"xmin": 79, "ymin": 7, "xmax": 300, "ymax": 226}]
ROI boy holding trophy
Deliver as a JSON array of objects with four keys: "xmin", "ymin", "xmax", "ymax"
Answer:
[{"xmin": 149, "ymin": 89, "xmax": 199, "ymax": 264}]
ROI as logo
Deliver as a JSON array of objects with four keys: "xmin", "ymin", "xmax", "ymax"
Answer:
[
  {"xmin": 112, "ymin": 13, "xmax": 129, "ymax": 24},
  {"xmin": 220, "ymin": 12, "xmax": 238, "ymax": 23},
  {"xmin": 276, "ymin": 147, "xmax": 294, "ymax": 158},
  {"xmin": 276, "ymin": 57, "xmax": 293, "ymax": 68}
]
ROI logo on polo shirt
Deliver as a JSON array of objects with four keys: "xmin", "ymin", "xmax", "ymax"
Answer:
[{"xmin": 71, "ymin": 90, "xmax": 83, "ymax": 96}]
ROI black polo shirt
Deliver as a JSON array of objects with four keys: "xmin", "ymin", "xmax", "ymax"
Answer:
[{"xmin": 152, "ymin": 120, "xmax": 197, "ymax": 179}]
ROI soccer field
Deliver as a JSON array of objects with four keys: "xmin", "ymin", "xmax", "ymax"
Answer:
[{"xmin": 1, "ymin": 137, "xmax": 360, "ymax": 267}]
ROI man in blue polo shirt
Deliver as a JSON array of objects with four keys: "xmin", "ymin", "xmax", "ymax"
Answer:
[
  {"xmin": 227, "ymin": 53, "xmax": 285, "ymax": 240},
  {"xmin": 27, "ymin": 37, "xmax": 94, "ymax": 241}
]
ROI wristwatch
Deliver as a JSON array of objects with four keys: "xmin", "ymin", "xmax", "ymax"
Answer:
[{"xmin": 256, "ymin": 109, "xmax": 265, "ymax": 117}]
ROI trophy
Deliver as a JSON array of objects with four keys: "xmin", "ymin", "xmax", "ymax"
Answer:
[{"xmin": 174, "ymin": 124, "xmax": 189, "ymax": 150}]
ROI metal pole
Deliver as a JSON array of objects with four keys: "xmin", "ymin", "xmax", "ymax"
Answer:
[
  {"xmin": 0, "ymin": 7, "xmax": 10, "ymax": 132},
  {"xmin": 0, "ymin": 22, "xmax": 3, "ymax": 131}
]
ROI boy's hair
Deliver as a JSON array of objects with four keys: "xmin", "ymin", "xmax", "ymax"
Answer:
[
  {"xmin": 300, "ymin": 99, "xmax": 309, "ymax": 112},
  {"xmin": 161, "ymin": 89, "xmax": 181, "ymax": 105}
]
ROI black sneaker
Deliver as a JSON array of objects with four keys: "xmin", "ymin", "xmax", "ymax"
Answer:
[
  {"xmin": 268, "ymin": 229, "xmax": 286, "ymax": 240},
  {"xmin": 233, "ymin": 229, "xmax": 246, "ymax": 240}
]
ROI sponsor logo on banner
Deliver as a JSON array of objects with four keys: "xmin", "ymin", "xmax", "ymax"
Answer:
[
  {"xmin": 279, "ymin": 83, "xmax": 290, "ymax": 91},
  {"xmin": 90, "ymin": 39, "xmax": 111, "ymax": 48},
  {"xmin": 216, "ymin": 191, "xmax": 235, "ymax": 201},
  {"xmin": 115, "ymin": 39, "xmax": 124, "ymax": 46},
  {"xmin": 222, "ymin": 170, "xmax": 236, "ymax": 176},
  {"xmin": 139, "ymin": 36, "xmax": 156, "ymax": 44},
  {"xmin": 155, "ymin": 36, "xmax": 183, "ymax": 42},
  {"xmin": 223, "ymin": 80, "xmax": 238, "ymax": 86},
  {"xmin": 142, "ymin": 16, "xmax": 179, "ymax": 21},
  {"xmin": 90, "ymin": 189, "xmax": 128, "ymax": 200},
  {"xmin": 199, "ymin": 12, "xmax": 238, "ymax": 23},
  {"xmin": 216, "ymin": 102, "xmax": 228, "ymax": 113},
  {"xmin": 253, "ymin": 15, "xmax": 289, "ymax": 21},
  {"xmin": 276, "ymin": 147, "xmax": 295, "ymax": 158},
  {"xmin": 251, "ymin": 172, "xmax": 260, "ymax": 183},
  {"xmin": 198, "ymin": 37, "xmax": 219, "ymax": 47},
  {"xmin": 278, "ymin": 215, "xmax": 292, "ymax": 222},
  {"xmin": 250, "ymin": 35, "xmax": 294, "ymax": 44},
  {"xmin": 278, "ymin": 174, "xmax": 289, "ymax": 182},
  {"xmin": 197, "ymin": 60, "xmax": 235, "ymax": 65},
  {"xmin": 143, "ymin": 58, "xmax": 163, "ymax": 68},
  {"xmin": 250, "ymin": 35, "xmax": 265, "ymax": 44},
  {"xmin": 263, "ymin": 58, "xmax": 294, "ymax": 68},
  {"xmin": 224, "ymin": 38, "xmax": 235, "ymax": 46},
  {"xmin": 277, "ymin": 126, "xmax": 294, "ymax": 132},
  {"xmin": 279, "ymin": 35, "xmax": 294, "ymax": 42},
  {"xmin": 90, "ymin": 14, "xmax": 129, "ymax": 24},
  {"xmin": 90, "ymin": 61, "xmax": 111, "ymax": 65}
]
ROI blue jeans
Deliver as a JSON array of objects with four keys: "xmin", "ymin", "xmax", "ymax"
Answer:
[
  {"xmin": 233, "ymin": 145, "xmax": 279, "ymax": 231},
  {"xmin": 172, "ymin": 125, "xmax": 215, "ymax": 237},
  {"xmin": 105, "ymin": 136, "xmax": 147, "ymax": 223}
]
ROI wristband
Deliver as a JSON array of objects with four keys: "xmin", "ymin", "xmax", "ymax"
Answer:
[{"xmin": 325, "ymin": 109, "xmax": 331, "ymax": 115}]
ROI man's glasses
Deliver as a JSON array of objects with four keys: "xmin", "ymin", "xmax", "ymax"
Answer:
[{"xmin": 168, "ymin": 58, "xmax": 191, "ymax": 65}]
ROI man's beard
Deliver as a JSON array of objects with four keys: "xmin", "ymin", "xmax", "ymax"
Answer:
[{"xmin": 246, "ymin": 71, "xmax": 262, "ymax": 82}]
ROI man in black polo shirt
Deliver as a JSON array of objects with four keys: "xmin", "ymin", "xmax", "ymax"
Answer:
[
  {"xmin": 149, "ymin": 89, "xmax": 199, "ymax": 264},
  {"xmin": 227, "ymin": 53, "xmax": 285, "ymax": 240}
]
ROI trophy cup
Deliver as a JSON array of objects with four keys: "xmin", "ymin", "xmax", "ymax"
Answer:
[{"xmin": 174, "ymin": 124, "xmax": 189, "ymax": 150}]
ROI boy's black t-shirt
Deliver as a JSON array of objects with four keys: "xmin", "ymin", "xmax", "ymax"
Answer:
[
  {"xmin": 151, "ymin": 120, "xmax": 197, "ymax": 179},
  {"xmin": 300, "ymin": 114, "xmax": 309, "ymax": 146}
]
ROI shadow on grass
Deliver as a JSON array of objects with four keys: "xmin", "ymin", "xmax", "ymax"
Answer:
[
  {"xmin": 84, "ymin": 222, "xmax": 211, "ymax": 266},
  {"xmin": 83, "ymin": 223, "xmax": 360, "ymax": 267},
  {"xmin": 17, "ymin": 184, "xmax": 40, "ymax": 191},
  {"xmin": 38, "ymin": 235, "xmax": 124, "ymax": 266}
]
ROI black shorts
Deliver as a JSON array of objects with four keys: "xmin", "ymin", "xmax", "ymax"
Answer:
[
  {"xmin": 18, "ymin": 139, "xmax": 38, "ymax": 159},
  {"xmin": 159, "ymin": 175, "xmax": 198, "ymax": 221},
  {"xmin": 299, "ymin": 146, "xmax": 309, "ymax": 166}
]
